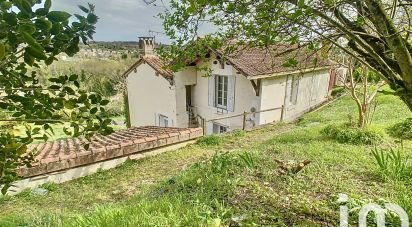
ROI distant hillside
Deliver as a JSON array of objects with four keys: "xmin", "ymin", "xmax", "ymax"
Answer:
[{"xmin": 85, "ymin": 41, "xmax": 139, "ymax": 51}]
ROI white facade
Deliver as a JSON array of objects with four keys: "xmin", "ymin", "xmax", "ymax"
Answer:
[
  {"xmin": 126, "ymin": 62, "xmax": 177, "ymax": 127},
  {"xmin": 126, "ymin": 57, "xmax": 332, "ymax": 134}
]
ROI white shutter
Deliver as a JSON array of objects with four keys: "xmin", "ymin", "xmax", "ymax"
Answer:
[
  {"xmin": 208, "ymin": 75, "xmax": 215, "ymax": 107},
  {"xmin": 227, "ymin": 75, "xmax": 236, "ymax": 112}
]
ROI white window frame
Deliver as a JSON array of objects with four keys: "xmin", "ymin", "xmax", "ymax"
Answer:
[
  {"xmin": 213, "ymin": 123, "xmax": 228, "ymax": 134},
  {"xmin": 215, "ymin": 75, "xmax": 229, "ymax": 109},
  {"xmin": 158, "ymin": 114, "xmax": 169, "ymax": 127}
]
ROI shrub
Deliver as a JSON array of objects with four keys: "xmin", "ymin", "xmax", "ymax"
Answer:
[
  {"xmin": 196, "ymin": 134, "xmax": 221, "ymax": 146},
  {"xmin": 321, "ymin": 124, "xmax": 382, "ymax": 145},
  {"xmin": 387, "ymin": 118, "xmax": 412, "ymax": 140}
]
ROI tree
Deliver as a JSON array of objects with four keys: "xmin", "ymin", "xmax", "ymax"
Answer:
[
  {"xmin": 158, "ymin": 0, "xmax": 412, "ymax": 109},
  {"xmin": 341, "ymin": 58, "xmax": 385, "ymax": 128},
  {"xmin": 0, "ymin": 0, "xmax": 113, "ymax": 194}
]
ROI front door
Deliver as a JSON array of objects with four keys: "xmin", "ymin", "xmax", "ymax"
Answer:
[{"xmin": 186, "ymin": 85, "xmax": 192, "ymax": 110}]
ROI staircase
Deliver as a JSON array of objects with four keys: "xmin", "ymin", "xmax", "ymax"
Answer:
[{"xmin": 188, "ymin": 106, "xmax": 199, "ymax": 128}]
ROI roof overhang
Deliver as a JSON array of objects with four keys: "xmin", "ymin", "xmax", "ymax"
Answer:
[
  {"xmin": 122, "ymin": 57, "xmax": 174, "ymax": 79},
  {"xmin": 245, "ymin": 66, "xmax": 334, "ymax": 80}
]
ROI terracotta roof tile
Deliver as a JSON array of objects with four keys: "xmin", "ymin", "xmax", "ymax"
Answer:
[
  {"xmin": 142, "ymin": 56, "xmax": 174, "ymax": 77},
  {"xmin": 19, "ymin": 126, "xmax": 203, "ymax": 178},
  {"xmin": 225, "ymin": 45, "xmax": 333, "ymax": 77},
  {"xmin": 124, "ymin": 45, "xmax": 333, "ymax": 79}
]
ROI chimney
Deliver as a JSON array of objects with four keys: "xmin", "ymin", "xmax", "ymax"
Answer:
[{"xmin": 138, "ymin": 37, "xmax": 155, "ymax": 56}]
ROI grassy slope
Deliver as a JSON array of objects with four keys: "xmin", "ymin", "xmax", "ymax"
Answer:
[{"xmin": 1, "ymin": 94, "xmax": 411, "ymax": 226}]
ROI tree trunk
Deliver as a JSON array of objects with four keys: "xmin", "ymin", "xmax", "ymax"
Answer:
[
  {"xmin": 400, "ymin": 94, "xmax": 412, "ymax": 112},
  {"xmin": 358, "ymin": 105, "xmax": 367, "ymax": 129}
]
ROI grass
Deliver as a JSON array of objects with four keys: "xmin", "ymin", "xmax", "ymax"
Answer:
[{"xmin": 1, "ymin": 93, "xmax": 412, "ymax": 226}]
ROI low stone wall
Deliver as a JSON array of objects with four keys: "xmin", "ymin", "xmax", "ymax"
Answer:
[{"xmin": 10, "ymin": 126, "xmax": 202, "ymax": 194}]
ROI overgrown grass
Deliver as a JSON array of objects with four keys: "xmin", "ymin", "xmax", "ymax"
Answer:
[
  {"xmin": 1, "ymin": 94, "xmax": 412, "ymax": 226},
  {"xmin": 321, "ymin": 124, "xmax": 383, "ymax": 145}
]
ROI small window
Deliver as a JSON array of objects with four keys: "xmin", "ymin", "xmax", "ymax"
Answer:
[
  {"xmin": 213, "ymin": 123, "xmax": 228, "ymax": 134},
  {"xmin": 215, "ymin": 75, "xmax": 228, "ymax": 109},
  {"xmin": 290, "ymin": 75, "xmax": 300, "ymax": 105},
  {"xmin": 158, "ymin": 114, "xmax": 169, "ymax": 127}
]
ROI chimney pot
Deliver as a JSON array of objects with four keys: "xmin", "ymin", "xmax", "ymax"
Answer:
[{"xmin": 138, "ymin": 37, "xmax": 155, "ymax": 56}]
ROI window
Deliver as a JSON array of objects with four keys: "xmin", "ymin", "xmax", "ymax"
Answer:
[
  {"xmin": 158, "ymin": 114, "xmax": 169, "ymax": 127},
  {"xmin": 213, "ymin": 123, "xmax": 228, "ymax": 134},
  {"xmin": 290, "ymin": 75, "xmax": 300, "ymax": 105},
  {"xmin": 215, "ymin": 75, "xmax": 228, "ymax": 108},
  {"xmin": 208, "ymin": 75, "xmax": 235, "ymax": 112}
]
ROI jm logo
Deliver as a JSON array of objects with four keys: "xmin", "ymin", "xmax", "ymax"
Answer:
[{"xmin": 339, "ymin": 194, "xmax": 409, "ymax": 227}]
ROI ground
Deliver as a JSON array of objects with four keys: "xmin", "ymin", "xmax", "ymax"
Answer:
[{"xmin": 0, "ymin": 92, "xmax": 411, "ymax": 226}]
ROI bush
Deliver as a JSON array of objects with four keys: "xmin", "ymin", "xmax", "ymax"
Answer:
[
  {"xmin": 196, "ymin": 134, "xmax": 221, "ymax": 146},
  {"xmin": 387, "ymin": 118, "xmax": 412, "ymax": 140},
  {"xmin": 322, "ymin": 124, "xmax": 382, "ymax": 145}
]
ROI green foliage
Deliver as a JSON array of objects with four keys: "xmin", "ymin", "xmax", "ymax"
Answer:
[
  {"xmin": 387, "ymin": 118, "xmax": 412, "ymax": 140},
  {"xmin": 0, "ymin": 1, "xmax": 113, "ymax": 194},
  {"xmin": 196, "ymin": 134, "xmax": 221, "ymax": 146},
  {"xmin": 230, "ymin": 130, "xmax": 246, "ymax": 137},
  {"xmin": 333, "ymin": 195, "xmax": 403, "ymax": 226},
  {"xmin": 123, "ymin": 91, "xmax": 131, "ymax": 128},
  {"xmin": 330, "ymin": 86, "xmax": 345, "ymax": 97},
  {"xmin": 39, "ymin": 182, "xmax": 58, "ymax": 192},
  {"xmin": 321, "ymin": 124, "xmax": 382, "ymax": 145},
  {"xmin": 237, "ymin": 152, "xmax": 259, "ymax": 170},
  {"xmin": 1, "ymin": 95, "xmax": 412, "ymax": 226},
  {"xmin": 372, "ymin": 147, "xmax": 410, "ymax": 181}
]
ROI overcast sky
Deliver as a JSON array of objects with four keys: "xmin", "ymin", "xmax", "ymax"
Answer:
[{"xmin": 53, "ymin": 0, "xmax": 171, "ymax": 43}]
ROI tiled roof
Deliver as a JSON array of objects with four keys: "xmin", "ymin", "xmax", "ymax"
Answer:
[
  {"xmin": 18, "ymin": 126, "xmax": 202, "ymax": 178},
  {"xmin": 142, "ymin": 56, "xmax": 174, "ymax": 77},
  {"xmin": 123, "ymin": 55, "xmax": 173, "ymax": 78},
  {"xmin": 225, "ymin": 45, "xmax": 333, "ymax": 78},
  {"xmin": 124, "ymin": 45, "xmax": 333, "ymax": 79}
]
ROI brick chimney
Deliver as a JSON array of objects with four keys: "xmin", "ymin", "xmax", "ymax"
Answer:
[{"xmin": 138, "ymin": 37, "xmax": 155, "ymax": 56}]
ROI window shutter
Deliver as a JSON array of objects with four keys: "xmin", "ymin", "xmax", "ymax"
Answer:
[
  {"xmin": 208, "ymin": 75, "xmax": 215, "ymax": 107},
  {"xmin": 227, "ymin": 75, "xmax": 236, "ymax": 112}
]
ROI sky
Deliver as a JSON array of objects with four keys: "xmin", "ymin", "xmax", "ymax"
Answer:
[{"xmin": 52, "ymin": 0, "xmax": 170, "ymax": 43}]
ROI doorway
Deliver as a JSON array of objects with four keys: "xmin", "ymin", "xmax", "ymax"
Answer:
[{"xmin": 186, "ymin": 85, "xmax": 192, "ymax": 110}]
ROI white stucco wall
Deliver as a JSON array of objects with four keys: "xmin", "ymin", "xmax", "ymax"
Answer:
[
  {"xmin": 282, "ymin": 69, "xmax": 330, "ymax": 120},
  {"xmin": 259, "ymin": 76, "xmax": 287, "ymax": 124},
  {"xmin": 192, "ymin": 59, "xmax": 259, "ymax": 134},
  {"xmin": 126, "ymin": 63, "xmax": 177, "ymax": 127}
]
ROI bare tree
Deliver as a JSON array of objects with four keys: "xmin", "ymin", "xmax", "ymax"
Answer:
[{"xmin": 341, "ymin": 58, "xmax": 385, "ymax": 128}]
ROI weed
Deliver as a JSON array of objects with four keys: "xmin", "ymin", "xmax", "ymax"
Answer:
[
  {"xmin": 231, "ymin": 130, "xmax": 246, "ymax": 138},
  {"xmin": 321, "ymin": 124, "xmax": 382, "ymax": 145},
  {"xmin": 0, "ymin": 195, "xmax": 11, "ymax": 204},
  {"xmin": 238, "ymin": 152, "xmax": 258, "ymax": 170},
  {"xmin": 371, "ymin": 147, "xmax": 410, "ymax": 181},
  {"xmin": 196, "ymin": 134, "xmax": 221, "ymax": 146},
  {"xmin": 332, "ymin": 195, "xmax": 402, "ymax": 226},
  {"xmin": 40, "ymin": 182, "xmax": 58, "ymax": 192}
]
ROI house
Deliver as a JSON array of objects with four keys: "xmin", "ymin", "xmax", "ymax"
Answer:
[{"xmin": 123, "ymin": 37, "xmax": 335, "ymax": 134}]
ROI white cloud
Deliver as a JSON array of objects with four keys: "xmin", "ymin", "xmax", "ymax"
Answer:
[{"xmin": 51, "ymin": 0, "xmax": 169, "ymax": 42}]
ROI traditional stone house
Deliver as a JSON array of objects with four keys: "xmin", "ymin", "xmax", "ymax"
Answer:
[{"xmin": 124, "ymin": 37, "xmax": 335, "ymax": 134}]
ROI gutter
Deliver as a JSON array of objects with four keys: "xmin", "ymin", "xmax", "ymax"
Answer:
[{"xmin": 246, "ymin": 66, "xmax": 332, "ymax": 80}]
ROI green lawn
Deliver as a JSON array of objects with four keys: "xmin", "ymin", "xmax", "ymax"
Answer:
[{"xmin": 1, "ymin": 93, "xmax": 411, "ymax": 226}]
